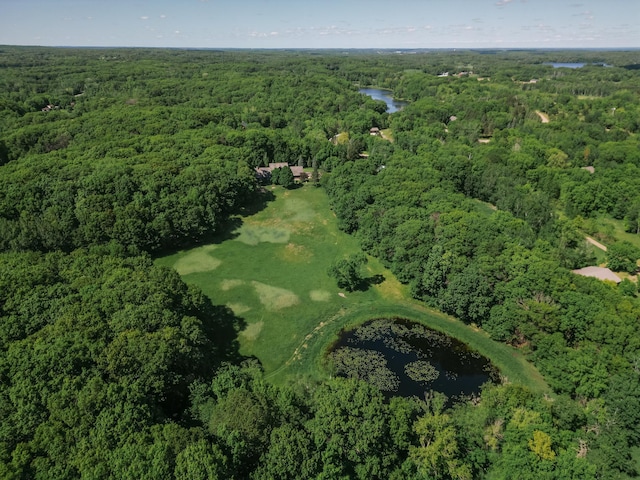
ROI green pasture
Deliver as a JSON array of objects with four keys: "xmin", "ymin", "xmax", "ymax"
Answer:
[
  {"xmin": 599, "ymin": 217, "xmax": 640, "ymax": 251},
  {"xmin": 156, "ymin": 185, "xmax": 549, "ymax": 394}
]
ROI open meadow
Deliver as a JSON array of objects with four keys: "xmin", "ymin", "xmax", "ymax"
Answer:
[{"xmin": 156, "ymin": 185, "xmax": 548, "ymax": 392}]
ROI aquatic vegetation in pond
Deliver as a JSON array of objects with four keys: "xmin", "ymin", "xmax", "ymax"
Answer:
[
  {"xmin": 328, "ymin": 346, "xmax": 400, "ymax": 392},
  {"xmin": 352, "ymin": 318, "xmax": 447, "ymax": 356},
  {"xmin": 328, "ymin": 318, "xmax": 498, "ymax": 402},
  {"xmin": 405, "ymin": 360, "xmax": 440, "ymax": 385}
]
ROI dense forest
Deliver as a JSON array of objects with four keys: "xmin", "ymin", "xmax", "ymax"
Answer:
[{"xmin": 1, "ymin": 46, "xmax": 640, "ymax": 478}]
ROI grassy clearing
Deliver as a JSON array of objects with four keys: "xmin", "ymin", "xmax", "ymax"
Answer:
[
  {"xmin": 474, "ymin": 199, "xmax": 498, "ymax": 216},
  {"xmin": 599, "ymin": 217, "xmax": 640, "ymax": 250},
  {"xmin": 332, "ymin": 132, "xmax": 349, "ymax": 145},
  {"xmin": 156, "ymin": 185, "xmax": 549, "ymax": 394},
  {"xmin": 380, "ymin": 129, "xmax": 394, "ymax": 142},
  {"xmin": 590, "ymin": 244, "xmax": 608, "ymax": 265}
]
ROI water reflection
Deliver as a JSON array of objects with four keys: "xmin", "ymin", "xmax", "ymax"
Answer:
[
  {"xmin": 328, "ymin": 318, "xmax": 499, "ymax": 403},
  {"xmin": 359, "ymin": 88, "xmax": 407, "ymax": 113}
]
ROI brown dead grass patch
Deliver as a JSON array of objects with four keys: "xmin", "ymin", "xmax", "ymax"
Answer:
[
  {"xmin": 240, "ymin": 321, "xmax": 264, "ymax": 341},
  {"xmin": 236, "ymin": 218, "xmax": 291, "ymax": 245},
  {"xmin": 173, "ymin": 245, "xmax": 221, "ymax": 275},
  {"xmin": 279, "ymin": 242, "xmax": 310, "ymax": 262},
  {"xmin": 220, "ymin": 279, "xmax": 245, "ymax": 291},
  {"xmin": 309, "ymin": 290, "xmax": 331, "ymax": 302},
  {"xmin": 252, "ymin": 281, "xmax": 300, "ymax": 310}
]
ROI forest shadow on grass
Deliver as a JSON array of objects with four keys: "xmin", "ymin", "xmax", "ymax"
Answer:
[
  {"xmin": 351, "ymin": 274, "xmax": 386, "ymax": 292},
  {"xmin": 154, "ymin": 189, "xmax": 276, "ymax": 256},
  {"xmin": 203, "ymin": 189, "xmax": 277, "ymax": 245},
  {"xmin": 201, "ymin": 303, "xmax": 249, "ymax": 366},
  {"xmin": 237, "ymin": 188, "xmax": 277, "ymax": 216}
]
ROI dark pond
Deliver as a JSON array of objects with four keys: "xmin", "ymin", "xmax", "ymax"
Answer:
[
  {"xmin": 328, "ymin": 318, "xmax": 499, "ymax": 403},
  {"xmin": 359, "ymin": 88, "xmax": 407, "ymax": 113}
]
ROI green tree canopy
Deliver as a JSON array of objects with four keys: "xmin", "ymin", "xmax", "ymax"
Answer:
[
  {"xmin": 607, "ymin": 241, "xmax": 640, "ymax": 273},
  {"xmin": 328, "ymin": 252, "xmax": 368, "ymax": 291}
]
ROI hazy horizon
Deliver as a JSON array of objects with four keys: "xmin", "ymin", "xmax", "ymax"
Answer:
[{"xmin": 1, "ymin": 0, "xmax": 638, "ymax": 50}]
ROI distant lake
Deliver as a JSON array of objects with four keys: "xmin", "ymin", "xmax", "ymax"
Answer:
[
  {"xmin": 544, "ymin": 62, "xmax": 612, "ymax": 69},
  {"xmin": 328, "ymin": 318, "xmax": 499, "ymax": 403},
  {"xmin": 545, "ymin": 62, "xmax": 586, "ymax": 69},
  {"xmin": 359, "ymin": 88, "xmax": 407, "ymax": 113}
]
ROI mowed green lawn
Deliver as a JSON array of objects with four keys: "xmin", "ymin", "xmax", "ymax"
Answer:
[
  {"xmin": 156, "ymin": 185, "xmax": 549, "ymax": 393},
  {"xmin": 156, "ymin": 186, "xmax": 375, "ymax": 373}
]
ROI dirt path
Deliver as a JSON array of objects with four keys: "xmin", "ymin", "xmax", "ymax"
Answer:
[
  {"xmin": 535, "ymin": 110, "xmax": 550, "ymax": 123},
  {"xmin": 380, "ymin": 129, "xmax": 393, "ymax": 142},
  {"xmin": 264, "ymin": 308, "xmax": 346, "ymax": 380},
  {"xmin": 586, "ymin": 236, "xmax": 607, "ymax": 251}
]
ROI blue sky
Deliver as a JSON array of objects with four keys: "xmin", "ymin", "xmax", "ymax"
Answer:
[{"xmin": 1, "ymin": 0, "xmax": 638, "ymax": 49}]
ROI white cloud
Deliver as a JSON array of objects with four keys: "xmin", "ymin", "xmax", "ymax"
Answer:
[
  {"xmin": 495, "ymin": 0, "xmax": 513, "ymax": 6},
  {"xmin": 140, "ymin": 16, "xmax": 149, "ymax": 21}
]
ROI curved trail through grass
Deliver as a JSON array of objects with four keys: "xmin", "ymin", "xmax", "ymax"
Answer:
[
  {"xmin": 264, "ymin": 307, "xmax": 347, "ymax": 381},
  {"xmin": 267, "ymin": 298, "xmax": 550, "ymax": 395}
]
